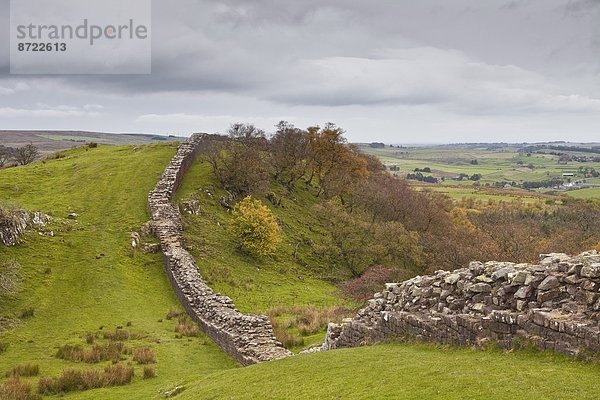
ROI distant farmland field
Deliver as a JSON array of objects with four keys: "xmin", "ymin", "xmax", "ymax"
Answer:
[{"xmin": 358, "ymin": 143, "xmax": 600, "ymax": 201}]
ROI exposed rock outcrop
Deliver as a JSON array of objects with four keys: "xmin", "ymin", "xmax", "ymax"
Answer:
[
  {"xmin": 324, "ymin": 251, "xmax": 600, "ymax": 358},
  {"xmin": 0, "ymin": 209, "xmax": 52, "ymax": 246},
  {"xmin": 148, "ymin": 134, "xmax": 292, "ymax": 365}
]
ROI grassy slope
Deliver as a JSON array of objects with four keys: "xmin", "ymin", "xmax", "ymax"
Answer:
[
  {"xmin": 174, "ymin": 158, "xmax": 352, "ymax": 350},
  {"xmin": 0, "ymin": 144, "xmax": 236, "ymax": 399},
  {"xmin": 181, "ymin": 343, "xmax": 600, "ymax": 399}
]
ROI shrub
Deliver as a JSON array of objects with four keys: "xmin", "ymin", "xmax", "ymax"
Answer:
[
  {"xmin": 14, "ymin": 144, "xmax": 39, "ymax": 165},
  {"xmin": 6, "ymin": 363, "xmax": 39, "ymax": 377},
  {"xmin": 272, "ymin": 325, "xmax": 303, "ymax": 349},
  {"xmin": 340, "ymin": 265, "xmax": 412, "ymax": 302},
  {"xmin": 133, "ymin": 347, "xmax": 156, "ymax": 364},
  {"xmin": 174, "ymin": 317, "xmax": 200, "ymax": 337},
  {"xmin": 267, "ymin": 305, "xmax": 353, "ymax": 349},
  {"xmin": 231, "ymin": 196, "xmax": 282, "ymax": 256},
  {"xmin": 88, "ymin": 142, "xmax": 98, "ymax": 148},
  {"xmin": 143, "ymin": 366, "xmax": 156, "ymax": 379},
  {"xmin": 0, "ymin": 377, "xmax": 40, "ymax": 400}
]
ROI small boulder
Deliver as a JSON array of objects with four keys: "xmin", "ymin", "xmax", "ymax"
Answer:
[
  {"xmin": 469, "ymin": 283, "xmax": 491, "ymax": 293},
  {"xmin": 580, "ymin": 263, "xmax": 600, "ymax": 278},
  {"xmin": 537, "ymin": 275, "xmax": 560, "ymax": 291}
]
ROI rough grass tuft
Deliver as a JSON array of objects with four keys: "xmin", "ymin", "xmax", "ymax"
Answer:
[
  {"xmin": 166, "ymin": 308, "xmax": 185, "ymax": 320},
  {"xmin": 6, "ymin": 363, "xmax": 39, "ymax": 377},
  {"xmin": 143, "ymin": 366, "xmax": 156, "ymax": 379},
  {"xmin": 133, "ymin": 347, "xmax": 156, "ymax": 364},
  {"xmin": 19, "ymin": 307, "xmax": 34, "ymax": 319},
  {"xmin": 174, "ymin": 317, "xmax": 200, "ymax": 337},
  {"xmin": 56, "ymin": 342, "xmax": 127, "ymax": 363},
  {"xmin": 0, "ymin": 376, "xmax": 40, "ymax": 400},
  {"xmin": 268, "ymin": 305, "xmax": 353, "ymax": 348},
  {"xmin": 37, "ymin": 364, "xmax": 134, "ymax": 395}
]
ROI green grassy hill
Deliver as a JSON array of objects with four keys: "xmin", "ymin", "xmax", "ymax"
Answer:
[
  {"xmin": 0, "ymin": 144, "xmax": 237, "ymax": 399},
  {"xmin": 2, "ymin": 143, "xmax": 600, "ymax": 399},
  {"xmin": 174, "ymin": 156, "xmax": 354, "ymax": 350}
]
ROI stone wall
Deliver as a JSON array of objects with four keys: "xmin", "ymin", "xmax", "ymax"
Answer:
[
  {"xmin": 324, "ymin": 251, "xmax": 600, "ymax": 358},
  {"xmin": 148, "ymin": 133, "xmax": 292, "ymax": 366}
]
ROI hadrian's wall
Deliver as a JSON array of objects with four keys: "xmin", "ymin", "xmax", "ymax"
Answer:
[
  {"xmin": 148, "ymin": 133, "xmax": 292, "ymax": 365},
  {"xmin": 324, "ymin": 251, "xmax": 600, "ymax": 358}
]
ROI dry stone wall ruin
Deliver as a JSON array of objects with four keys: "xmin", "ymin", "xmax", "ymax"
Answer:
[
  {"xmin": 324, "ymin": 251, "xmax": 600, "ymax": 358},
  {"xmin": 148, "ymin": 133, "xmax": 292, "ymax": 365}
]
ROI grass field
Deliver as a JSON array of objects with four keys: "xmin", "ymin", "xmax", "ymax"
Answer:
[
  {"xmin": 180, "ymin": 343, "xmax": 600, "ymax": 399},
  {"xmin": 0, "ymin": 144, "xmax": 237, "ymax": 399}
]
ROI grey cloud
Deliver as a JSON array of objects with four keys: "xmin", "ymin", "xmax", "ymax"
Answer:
[{"xmin": 2, "ymin": 0, "xmax": 600, "ymax": 142}]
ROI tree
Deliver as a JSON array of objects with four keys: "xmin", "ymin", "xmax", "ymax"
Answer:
[
  {"xmin": 231, "ymin": 196, "xmax": 282, "ymax": 256},
  {"xmin": 319, "ymin": 145, "xmax": 369, "ymax": 202},
  {"xmin": 0, "ymin": 147, "xmax": 13, "ymax": 167},
  {"xmin": 228, "ymin": 123, "xmax": 266, "ymax": 148},
  {"xmin": 315, "ymin": 201, "xmax": 423, "ymax": 277},
  {"xmin": 14, "ymin": 144, "xmax": 39, "ymax": 165},
  {"xmin": 0, "ymin": 259, "xmax": 20, "ymax": 297},
  {"xmin": 305, "ymin": 123, "xmax": 347, "ymax": 186},
  {"xmin": 305, "ymin": 124, "xmax": 369, "ymax": 201},
  {"xmin": 205, "ymin": 140, "xmax": 271, "ymax": 196},
  {"xmin": 269, "ymin": 121, "xmax": 309, "ymax": 188}
]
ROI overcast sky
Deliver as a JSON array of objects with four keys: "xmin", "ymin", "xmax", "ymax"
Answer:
[{"xmin": 1, "ymin": 0, "xmax": 600, "ymax": 143}]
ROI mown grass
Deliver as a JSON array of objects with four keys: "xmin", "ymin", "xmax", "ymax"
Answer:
[
  {"xmin": 180, "ymin": 343, "xmax": 600, "ymax": 399},
  {"xmin": 0, "ymin": 143, "xmax": 237, "ymax": 399}
]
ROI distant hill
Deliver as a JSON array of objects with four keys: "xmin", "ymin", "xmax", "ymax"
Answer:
[{"xmin": 0, "ymin": 130, "xmax": 184, "ymax": 152}]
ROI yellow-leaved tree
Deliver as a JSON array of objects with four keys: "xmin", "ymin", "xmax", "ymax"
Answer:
[{"xmin": 231, "ymin": 196, "xmax": 282, "ymax": 256}]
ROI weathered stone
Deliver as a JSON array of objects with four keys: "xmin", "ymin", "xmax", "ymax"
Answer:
[
  {"xmin": 537, "ymin": 289, "xmax": 561, "ymax": 303},
  {"xmin": 469, "ymin": 283, "xmax": 492, "ymax": 293},
  {"xmin": 510, "ymin": 271, "xmax": 529, "ymax": 285},
  {"xmin": 525, "ymin": 274, "xmax": 545, "ymax": 287},
  {"xmin": 444, "ymin": 273, "xmax": 460, "ymax": 285},
  {"xmin": 593, "ymin": 298, "xmax": 600, "ymax": 312},
  {"xmin": 476, "ymin": 275, "xmax": 493, "ymax": 283},
  {"xmin": 514, "ymin": 285, "xmax": 533, "ymax": 300},
  {"xmin": 581, "ymin": 280, "xmax": 599, "ymax": 292},
  {"xmin": 581, "ymin": 263, "xmax": 600, "ymax": 278},
  {"xmin": 537, "ymin": 275, "xmax": 560, "ymax": 291}
]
